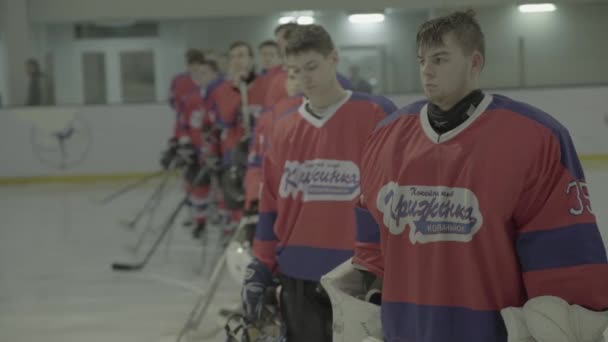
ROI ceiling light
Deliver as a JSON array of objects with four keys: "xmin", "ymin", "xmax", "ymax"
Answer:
[
  {"xmin": 518, "ymin": 3, "xmax": 556, "ymax": 13},
  {"xmin": 348, "ymin": 13, "xmax": 385, "ymax": 24},
  {"xmin": 278, "ymin": 16, "xmax": 296, "ymax": 24},
  {"xmin": 296, "ymin": 16, "xmax": 315, "ymax": 25}
]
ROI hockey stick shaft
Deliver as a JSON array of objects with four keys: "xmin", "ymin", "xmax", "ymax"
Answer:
[
  {"xmin": 112, "ymin": 195, "xmax": 188, "ymax": 271},
  {"xmin": 112, "ymin": 166, "xmax": 210, "ymax": 271},
  {"xmin": 176, "ymin": 250, "xmax": 228, "ymax": 341},
  {"xmin": 98, "ymin": 171, "xmax": 164, "ymax": 205},
  {"xmin": 175, "ymin": 214, "xmax": 248, "ymax": 341},
  {"xmin": 239, "ymin": 81, "xmax": 250, "ymax": 134},
  {"xmin": 124, "ymin": 170, "xmax": 173, "ymax": 229}
]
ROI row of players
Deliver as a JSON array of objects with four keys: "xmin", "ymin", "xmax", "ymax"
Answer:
[{"xmin": 162, "ymin": 10, "xmax": 608, "ymax": 342}]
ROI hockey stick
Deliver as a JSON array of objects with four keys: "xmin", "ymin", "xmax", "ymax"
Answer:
[
  {"xmin": 175, "ymin": 214, "xmax": 247, "ymax": 341},
  {"xmin": 112, "ymin": 195, "xmax": 188, "ymax": 271},
  {"xmin": 120, "ymin": 169, "xmax": 173, "ymax": 231},
  {"xmin": 112, "ymin": 165, "xmax": 211, "ymax": 271},
  {"xmin": 127, "ymin": 178, "xmax": 176, "ymax": 255},
  {"xmin": 176, "ymin": 245, "xmax": 229, "ymax": 341},
  {"xmin": 239, "ymin": 81, "xmax": 251, "ymax": 135},
  {"xmin": 96, "ymin": 171, "xmax": 164, "ymax": 205}
]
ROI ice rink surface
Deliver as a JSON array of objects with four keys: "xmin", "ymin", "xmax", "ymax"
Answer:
[{"xmin": 1, "ymin": 166, "xmax": 607, "ymax": 342}]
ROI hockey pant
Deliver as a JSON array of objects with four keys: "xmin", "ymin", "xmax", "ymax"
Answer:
[{"xmin": 279, "ymin": 273, "xmax": 333, "ymax": 342}]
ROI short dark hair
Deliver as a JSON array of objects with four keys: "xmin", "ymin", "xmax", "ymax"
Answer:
[
  {"xmin": 201, "ymin": 59, "xmax": 219, "ymax": 73},
  {"xmin": 229, "ymin": 41, "xmax": 254, "ymax": 57},
  {"xmin": 285, "ymin": 24, "xmax": 335, "ymax": 57},
  {"xmin": 186, "ymin": 49, "xmax": 205, "ymax": 65},
  {"xmin": 274, "ymin": 23, "xmax": 299, "ymax": 40},
  {"xmin": 258, "ymin": 40, "xmax": 279, "ymax": 51},
  {"xmin": 416, "ymin": 9, "xmax": 485, "ymax": 60}
]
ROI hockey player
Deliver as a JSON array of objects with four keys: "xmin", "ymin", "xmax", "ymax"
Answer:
[
  {"xmin": 204, "ymin": 41, "xmax": 268, "ymax": 230},
  {"xmin": 160, "ymin": 49, "xmax": 206, "ymax": 170},
  {"xmin": 206, "ymin": 41, "xmax": 267, "ymax": 167},
  {"xmin": 356, "ymin": 10, "xmax": 608, "ymax": 342},
  {"xmin": 241, "ymin": 24, "xmax": 397, "ymax": 342},
  {"xmin": 179, "ymin": 59, "xmax": 224, "ymax": 238}
]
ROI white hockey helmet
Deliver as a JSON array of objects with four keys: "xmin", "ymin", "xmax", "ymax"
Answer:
[
  {"xmin": 226, "ymin": 240, "xmax": 253, "ymax": 284},
  {"xmin": 320, "ymin": 258, "xmax": 383, "ymax": 342},
  {"xmin": 226, "ymin": 215, "xmax": 259, "ymax": 284}
]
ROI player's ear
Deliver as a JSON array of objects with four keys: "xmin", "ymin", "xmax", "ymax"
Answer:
[
  {"xmin": 329, "ymin": 50, "xmax": 339, "ymax": 66},
  {"xmin": 471, "ymin": 50, "xmax": 484, "ymax": 75}
]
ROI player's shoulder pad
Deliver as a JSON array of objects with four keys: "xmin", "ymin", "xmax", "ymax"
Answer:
[
  {"xmin": 373, "ymin": 99, "xmax": 427, "ymax": 133},
  {"xmin": 272, "ymin": 96, "xmax": 303, "ymax": 124},
  {"xmin": 489, "ymin": 94, "xmax": 568, "ymax": 136},
  {"xmin": 349, "ymin": 92, "xmax": 398, "ymax": 116},
  {"xmin": 337, "ymin": 72, "xmax": 354, "ymax": 90},
  {"xmin": 490, "ymin": 94, "xmax": 583, "ymax": 179}
]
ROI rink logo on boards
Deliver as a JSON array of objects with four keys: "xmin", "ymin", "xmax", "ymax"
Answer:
[
  {"xmin": 279, "ymin": 159, "xmax": 360, "ymax": 202},
  {"xmin": 376, "ymin": 183, "xmax": 483, "ymax": 244}
]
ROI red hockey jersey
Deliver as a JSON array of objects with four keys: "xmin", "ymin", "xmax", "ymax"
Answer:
[
  {"xmin": 244, "ymin": 96, "xmax": 302, "ymax": 209},
  {"xmin": 253, "ymin": 91, "xmax": 397, "ymax": 281},
  {"xmin": 169, "ymin": 72, "xmax": 198, "ymax": 139},
  {"xmin": 205, "ymin": 77, "xmax": 267, "ymax": 166},
  {"xmin": 359, "ymin": 93, "xmax": 608, "ymax": 342}
]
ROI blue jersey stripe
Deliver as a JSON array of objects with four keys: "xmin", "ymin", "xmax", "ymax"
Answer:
[
  {"xmin": 382, "ymin": 301, "xmax": 507, "ymax": 342},
  {"xmin": 248, "ymin": 154, "xmax": 263, "ymax": 167},
  {"xmin": 355, "ymin": 206, "xmax": 380, "ymax": 243},
  {"xmin": 516, "ymin": 222, "xmax": 607, "ymax": 272},
  {"xmin": 255, "ymin": 211, "xmax": 278, "ymax": 241},
  {"xmin": 337, "ymin": 72, "xmax": 353, "ymax": 90},
  {"xmin": 273, "ymin": 103, "xmax": 301, "ymax": 124},
  {"xmin": 276, "ymin": 245, "xmax": 353, "ymax": 281}
]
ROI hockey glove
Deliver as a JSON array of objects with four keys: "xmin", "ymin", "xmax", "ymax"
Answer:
[
  {"xmin": 160, "ymin": 137, "xmax": 178, "ymax": 170},
  {"xmin": 241, "ymin": 258, "xmax": 274, "ymax": 322},
  {"xmin": 501, "ymin": 295, "xmax": 608, "ymax": 342}
]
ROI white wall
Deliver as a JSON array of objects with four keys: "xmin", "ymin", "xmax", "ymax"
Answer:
[
  {"xmin": 0, "ymin": 36, "xmax": 8, "ymax": 107},
  {"xmin": 0, "ymin": 104, "xmax": 171, "ymax": 178},
  {"xmin": 0, "ymin": 86, "xmax": 606, "ymax": 179}
]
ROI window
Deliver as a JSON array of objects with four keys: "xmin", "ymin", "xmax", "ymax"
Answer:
[
  {"xmin": 81, "ymin": 52, "xmax": 107, "ymax": 105},
  {"xmin": 120, "ymin": 50, "xmax": 156, "ymax": 103}
]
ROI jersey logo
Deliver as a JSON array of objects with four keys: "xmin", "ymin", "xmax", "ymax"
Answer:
[
  {"xmin": 279, "ymin": 159, "xmax": 360, "ymax": 202},
  {"xmin": 376, "ymin": 183, "xmax": 483, "ymax": 244}
]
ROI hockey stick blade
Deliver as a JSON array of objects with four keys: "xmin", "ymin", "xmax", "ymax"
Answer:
[
  {"xmin": 111, "ymin": 196, "xmax": 188, "ymax": 273},
  {"xmin": 111, "ymin": 262, "xmax": 143, "ymax": 271}
]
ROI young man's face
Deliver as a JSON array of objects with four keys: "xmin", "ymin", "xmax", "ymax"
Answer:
[
  {"xmin": 417, "ymin": 33, "xmax": 482, "ymax": 110},
  {"xmin": 259, "ymin": 45, "xmax": 281, "ymax": 70},
  {"xmin": 187, "ymin": 62, "xmax": 200, "ymax": 76},
  {"xmin": 285, "ymin": 50, "xmax": 338, "ymax": 100},
  {"xmin": 192, "ymin": 64, "xmax": 217, "ymax": 87},
  {"xmin": 228, "ymin": 45, "xmax": 254, "ymax": 76}
]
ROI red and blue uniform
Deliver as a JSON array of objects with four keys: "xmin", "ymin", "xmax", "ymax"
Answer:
[
  {"xmin": 169, "ymin": 72, "xmax": 198, "ymax": 139},
  {"xmin": 358, "ymin": 93, "xmax": 608, "ymax": 342},
  {"xmin": 253, "ymin": 92, "xmax": 397, "ymax": 280}
]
